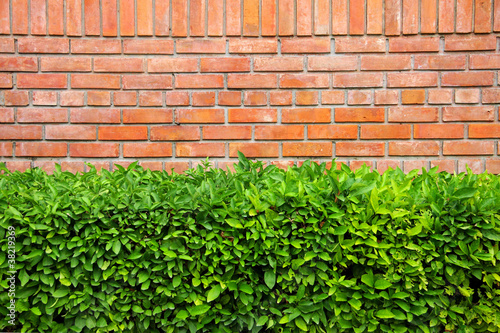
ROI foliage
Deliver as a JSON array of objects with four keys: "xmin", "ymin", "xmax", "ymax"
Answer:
[{"xmin": 0, "ymin": 155, "xmax": 500, "ymax": 333}]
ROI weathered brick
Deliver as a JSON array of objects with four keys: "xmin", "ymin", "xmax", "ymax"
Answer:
[
  {"xmin": 124, "ymin": 143, "xmax": 173, "ymax": 157},
  {"xmin": 389, "ymin": 141, "xmax": 439, "ymax": 156},
  {"xmin": 308, "ymin": 125, "xmax": 358, "ymax": 139},
  {"xmin": 336, "ymin": 142, "xmax": 385, "ymax": 156},
  {"xmin": 335, "ymin": 108, "xmax": 385, "ymax": 122},
  {"xmin": 283, "ymin": 142, "xmax": 332, "ymax": 156},
  {"xmin": 176, "ymin": 109, "xmax": 225, "ymax": 123},
  {"xmin": 414, "ymin": 124, "xmax": 464, "ymax": 139},
  {"xmin": 443, "ymin": 106, "xmax": 494, "ymax": 121},
  {"xmin": 255, "ymin": 125, "xmax": 304, "ymax": 140},
  {"xmin": 444, "ymin": 141, "xmax": 494, "ymax": 155},
  {"xmin": 150, "ymin": 126, "xmax": 200, "ymax": 140},
  {"xmin": 123, "ymin": 109, "xmax": 173, "ymax": 123},
  {"xmin": 228, "ymin": 108, "xmax": 277, "ymax": 122},
  {"xmin": 229, "ymin": 143, "xmax": 279, "ymax": 157},
  {"xmin": 282, "ymin": 108, "xmax": 331, "ymax": 123}
]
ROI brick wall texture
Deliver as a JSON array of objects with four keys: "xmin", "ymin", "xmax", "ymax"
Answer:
[{"xmin": 1, "ymin": 0, "xmax": 500, "ymax": 174}]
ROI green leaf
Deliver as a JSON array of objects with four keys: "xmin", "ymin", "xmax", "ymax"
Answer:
[
  {"xmin": 407, "ymin": 224, "xmax": 422, "ymax": 236},
  {"xmin": 188, "ymin": 304, "xmax": 211, "ymax": 316},
  {"xmin": 264, "ymin": 271, "xmax": 276, "ymax": 289},
  {"xmin": 453, "ymin": 187, "xmax": 476, "ymax": 199},
  {"xmin": 361, "ymin": 271, "xmax": 374, "ymax": 287},
  {"xmin": 374, "ymin": 279, "xmax": 392, "ymax": 290},
  {"xmin": 334, "ymin": 225, "xmax": 348, "ymax": 235},
  {"xmin": 295, "ymin": 317, "xmax": 308, "ymax": 331},
  {"xmin": 207, "ymin": 284, "xmax": 221, "ymax": 302},
  {"xmin": 349, "ymin": 299, "xmax": 362, "ymax": 310},
  {"xmin": 138, "ymin": 271, "xmax": 150, "ymax": 284},
  {"xmin": 256, "ymin": 315, "xmax": 268, "ymax": 326},
  {"xmin": 376, "ymin": 309, "xmax": 395, "ymax": 319},
  {"xmin": 53, "ymin": 287, "xmax": 69, "ymax": 298},
  {"xmin": 175, "ymin": 310, "xmax": 189, "ymax": 320},
  {"xmin": 31, "ymin": 307, "xmax": 41, "ymax": 315},
  {"xmin": 239, "ymin": 283, "xmax": 253, "ymax": 294},
  {"xmin": 482, "ymin": 229, "xmax": 500, "ymax": 241}
]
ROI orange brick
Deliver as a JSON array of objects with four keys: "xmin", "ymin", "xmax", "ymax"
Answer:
[
  {"xmin": 482, "ymin": 88, "xmax": 500, "ymax": 103},
  {"xmin": 439, "ymin": 0, "xmax": 455, "ymax": 33},
  {"xmin": 385, "ymin": 0, "xmax": 401, "ymax": 35},
  {"xmin": 203, "ymin": 126, "xmax": 252, "ymax": 139},
  {"xmin": 486, "ymin": 159, "xmax": 500, "ymax": 174},
  {"xmin": 70, "ymin": 108, "xmax": 120, "ymax": 123},
  {"xmin": 192, "ymin": 91, "xmax": 216, "ymax": 106},
  {"xmin": 475, "ymin": 0, "xmax": 492, "ymax": 33},
  {"xmin": 94, "ymin": 58, "xmax": 143, "ymax": 72},
  {"xmin": 350, "ymin": 161, "xmax": 374, "ymax": 170},
  {"xmin": 457, "ymin": 159, "xmax": 483, "ymax": 173},
  {"xmin": 469, "ymin": 54, "xmax": 500, "ymax": 69},
  {"xmin": 17, "ymin": 108, "xmax": 67, "ymax": 123},
  {"xmin": 41, "ymin": 57, "xmax": 91, "ymax": 72},
  {"xmin": 226, "ymin": 0, "xmax": 241, "ymax": 35},
  {"xmin": 455, "ymin": 89, "xmax": 480, "ymax": 104},
  {"xmin": 401, "ymin": 90, "xmax": 425, "ymax": 104},
  {"xmin": 469, "ymin": 124, "xmax": 500, "ymax": 138},
  {"xmin": 281, "ymin": 38, "xmax": 330, "ymax": 53},
  {"xmin": 228, "ymin": 74, "xmax": 277, "ymax": 89},
  {"xmin": 443, "ymin": 107, "xmax": 495, "ymax": 122},
  {"xmin": 402, "ymin": 0, "xmax": 418, "ymax": 34},
  {"xmin": 102, "ymin": 0, "xmax": 117, "ymax": 36},
  {"xmin": 270, "ymin": 91, "xmax": 293, "ymax": 105},
  {"xmin": 254, "ymin": 57, "xmax": 304, "ymax": 71},
  {"xmin": 430, "ymin": 160, "xmax": 456, "ymax": 173},
  {"xmin": 360, "ymin": 125, "xmax": 411, "ymax": 139},
  {"xmin": 0, "ymin": 39, "xmax": 15, "ymax": 53},
  {"xmin": 349, "ymin": 0, "xmax": 365, "ymax": 34},
  {"xmin": 244, "ymin": 91, "xmax": 267, "ymax": 106},
  {"xmin": 122, "ymin": 75, "xmax": 172, "ymax": 90},
  {"xmin": 171, "ymin": 0, "xmax": 188, "ymax": 36},
  {"xmin": 88, "ymin": 91, "xmax": 111, "ymax": 106},
  {"xmin": 336, "ymin": 142, "xmax": 385, "ymax": 156},
  {"xmin": 279, "ymin": 0, "xmax": 294, "ymax": 35},
  {"xmin": 367, "ymin": 0, "xmax": 383, "ymax": 34},
  {"xmin": 228, "ymin": 108, "xmax": 277, "ymax": 122},
  {"xmin": 284, "ymin": 142, "xmax": 332, "ymax": 157},
  {"xmin": 445, "ymin": 35, "xmax": 496, "ymax": 51},
  {"xmin": 377, "ymin": 160, "xmax": 401, "ymax": 173},
  {"xmin": 348, "ymin": 90, "xmax": 373, "ymax": 105},
  {"xmin": 403, "ymin": 161, "xmax": 428, "ymax": 173},
  {"xmin": 0, "ymin": 56, "xmax": 37, "ymax": 71},
  {"xmin": 139, "ymin": 91, "xmax": 163, "ymax": 106},
  {"xmin": 0, "ymin": 125, "xmax": 42, "ymax": 139},
  {"xmin": 45, "ymin": 125, "xmax": 96, "ymax": 140},
  {"xmin": 230, "ymin": 143, "xmax": 279, "ymax": 157},
  {"xmin": 32, "ymin": 91, "xmax": 57, "ymax": 105},
  {"xmin": 12, "ymin": 0, "xmax": 29, "ymax": 35},
  {"xmin": 282, "ymin": 108, "xmax": 331, "ymax": 123},
  {"xmin": 388, "ymin": 107, "xmax": 438, "ymax": 122},
  {"xmin": 0, "ymin": 1, "xmax": 11, "ymax": 35},
  {"xmin": 137, "ymin": 0, "xmax": 153, "ymax": 36},
  {"xmin": 177, "ymin": 39, "xmax": 226, "ymax": 53},
  {"xmin": 207, "ymin": 0, "xmax": 223, "ymax": 36},
  {"xmin": 229, "ymin": 39, "xmax": 278, "ymax": 53},
  {"xmin": 17, "ymin": 74, "xmax": 67, "ymax": 89},
  {"xmin": 176, "ymin": 75, "xmax": 224, "ymax": 89},
  {"xmin": 70, "ymin": 143, "xmax": 119, "ymax": 157},
  {"xmin": 67, "ymin": 0, "xmax": 82, "ymax": 36},
  {"xmin": 243, "ymin": 0, "xmax": 259, "ymax": 36},
  {"xmin": 322, "ymin": 90, "xmax": 345, "ymax": 104},
  {"xmin": 177, "ymin": 143, "xmax": 225, "ymax": 157},
  {"xmin": 387, "ymin": 73, "xmax": 438, "ymax": 87},
  {"xmin": 335, "ymin": 108, "xmax": 385, "ymax": 122},
  {"xmin": 360, "ymin": 55, "xmax": 411, "ymax": 70},
  {"xmin": 0, "ymin": 108, "xmax": 15, "ymax": 123},
  {"xmin": 297, "ymin": 0, "xmax": 312, "ymax": 35},
  {"xmin": 334, "ymin": 73, "xmax": 383, "ymax": 88},
  {"xmin": 444, "ymin": 141, "xmax": 494, "ymax": 155},
  {"xmin": 72, "ymin": 40, "xmax": 121, "ymax": 54},
  {"xmin": 124, "ymin": 143, "xmax": 172, "ymax": 157},
  {"xmin": 315, "ymin": 0, "xmax": 330, "ymax": 34},
  {"xmin": 150, "ymin": 126, "xmax": 200, "ymax": 141},
  {"xmin": 332, "ymin": 0, "xmax": 348, "ymax": 35},
  {"xmin": 165, "ymin": 91, "xmax": 190, "ymax": 106},
  {"xmin": 123, "ymin": 109, "xmax": 173, "ymax": 123},
  {"xmin": 456, "ymin": 0, "xmax": 473, "ymax": 33},
  {"xmin": 200, "ymin": 58, "xmax": 250, "ymax": 72},
  {"xmin": 124, "ymin": 40, "xmax": 174, "ymax": 54},
  {"xmin": 0, "ymin": 73, "xmax": 12, "ymax": 88},
  {"xmin": 164, "ymin": 161, "xmax": 189, "ymax": 174},
  {"xmin": 414, "ymin": 124, "xmax": 464, "ymax": 139},
  {"xmin": 141, "ymin": 161, "xmax": 163, "ymax": 171},
  {"xmin": 374, "ymin": 90, "xmax": 398, "ymax": 105},
  {"xmin": 155, "ymin": 0, "xmax": 170, "ymax": 35},
  {"xmin": 255, "ymin": 125, "xmax": 304, "ymax": 140},
  {"xmin": 428, "ymin": 89, "xmax": 452, "ymax": 104},
  {"xmin": 442, "ymin": 72, "xmax": 494, "ymax": 87},
  {"xmin": 413, "ymin": 55, "xmax": 467, "ymax": 70},
  {"xmin": 84, "ymin": 0, "xmax": 99, "ymax": 35},
  {"xmin": 270, "ymin": 161, "xmax": 295, "ymax": 169},
  {"xmin": 261, "ymin": 0, "xmax": 276, "ymax": 35},
  {"xmin": 219, "ymin": 91, "xmax": 242, "ymax": 105},
  {"xmin": 4, "ymin": 91, "xmax": 29, "ymax": 106},
  {"xmin": 389, "ymin": 37, "xmax": 439, "ymax": 52},
  {"xmin": 71, "ymin": 74, "xmax": 120, "ymax": 89},
  {"xmin": 308, "ymin": 56, "xmax": 358, "ymax": 71},
  {"xmin": 389, "ymin": 141, "xmax": 439, "ymax": 156},
  {"xmin": 421, "ymin": 0, "xmax": 437, "ymax": 33},
  {"xmin": 176, "ymin": 109, "xmax": 225, "ymax": 123},
  {"xmin": 17, "ymin": 142, "xmax": 67, "ymax": 157},
  {"xmin": 0, "ymin": 142, "xmax": 13, "ymax": 156},
  {"xmin": 335, "ymin": 37, "xmax": 385, "ymax": 53},
  {"xmin": 280, "ymin": 74, "xmax": 329, "ymax": 88},
  {"xmin": 296, "ymin": 91, "xmax": 319, "ymax": 105},
  {"xmin": 98, "ymin": 126, "xmax": 148, "ymax": 140},
  {"xmin": 308, "ymin": 125, "xmax": 358, "ymax": 139}
]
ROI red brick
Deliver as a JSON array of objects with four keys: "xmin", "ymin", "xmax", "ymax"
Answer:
[
  {"xmin": 61, "ymin": 91, "xmax": 85, "ymax": 106},
  {"xmin": 114, "ymin": 92, "xmax": 137, "ymax": 106},
  {"xmin": 4, "ymin": 91, "xmax": 29, "ymax": 106},
  {"xmin": 385, "ymin": 0, "xmax": 401, "ymax": 35},
  {"xmin": 322, "ymin": 90, "xmax": 345, "ymax": 104},
  {"xmin": 192, "ymin": 92, "xmax": 216, "ymax": 106},
  {"xmin": 332, "ymin": 0, "xmax": 348, "ymax": 35},
  {"xmin": 207, "ymin": 0, "xmax": 223, "ymax": 36},
  {"xmin": 84, "ymin": 0, "xmax": 99, "ymax": 35},
  {"xmin": 415, "ymin": 124, "xmax": 464, "ymax": 139},
  {"xmin": 280, "ymin": 74, "xmax": 329, "ymax": 88},
  {"xmin": 0, "ymin": 39, "xmax": 15, "ymax": 53},
  {"xmin": 172, "ymin": 0, "xmax": 188, "ymax": 36},
  {"xmin": 72, "ymin": 40, "xmax": 121, "ymax": 54},
  {"xmin": 254, "ymin": 57, "xmax": 303, "ymax": 72},
  {"xmin": 177, "ymin": 39, "xmax": 225, "ymax": 53},
  {"xmin": 177, "ymin": 143, "xmax": 225, "ymax": 157},
  {"xmin": 71, "ymin": 74, "xmax": 120, "ymax": 89},
  {"xmin": 282, "ymin": 108, "xmax": 331, "ymax": 123},
  {"xmin": 482, "ymin": 88, "xmax": 500, "ymax": 103},
  {"xmin": 414, "ymin": 55, "xmax": 467, "ymax": 70},
  {"xmin": 243, "ymin": 0, "xmax": 259, "ymax": 36},
  {"xmin": 176, "ymin": 109, "xmax": 225, "ymax": 123},
  {"xmin": 17, "ymin": 108, "xmax": 67, "ymax": 123},
  {"xmin": 164, "ymin": 161, "xmax": 189, "ymax": 174},
  {"xmin": 244, "ymin": 91, "xmax": 267, "ymax": 106},
  {"xmin": 442, "ymin": 72, "xmax": 494, "ymax": 87},
  {"xmin": 70, "ymin": 108, "xmax": 120, "ymax": 123},
  {"xmin": 150, "ymin": 126, "xmax": 200, "ymax": 141},
  {"xmin": 401, "ymin": 89, "xmax": 425, "ymax": 104},
  {"xmin": 46, "ymin": 125, "xmax": 96, "ymax": 140},
  {"xmin": 334, "ymin": 73, "xmax": 383, "ymax": 88},
  {"xmin": 124, "ymin": 143, "xmax": 172, "ymax": 157},
  {"xmin": 219, "ymin": 91, "xmax": 242, "ymax": 105},
  {"xmin": 98, "ymin": 126, "xmax": 148, "ymax": 140},
  {"xmin": 444, "ymin": 141, "xmax": 494, "ymax": 155},
  {"xmin": 387, "ymin": 73, "xmax": 438, "ymax": 87},
  {"xmin": 203, "ymin": 126, "xmax": 252, "ymax": 139},
  {"xmin": 282, "ymin": 38, "xmax": 330, "ymax": 53},
  {"xmin": 255, "ymin": 125, "xmax": 304, "ymax": 140},
  {"xmin": 336, "ymin": 142, "xmax": 385, "ymax": 156},
  {"xmin": 102, "ymin": 0, "xmax": 117, "ymax": 36},
  {"xmin": 166, "ymin": 91, "xmax": 190, "ymax": 106},
  {"xmin": 297, "ymin": 0, "xmax": 312, "ymax": 35},
  {"xmin": 261, "ymin": 0, "xmax": 276, "ymax": 35},
  {"xmin": 335, "ymin": 37, "xmax": 385, "ymax": 53},
  {"xmin": 361, "ymin": 124, "xmax": 410, "ymax": 139},
  {"xmin": 12, "ymin": 0, "xmax": 29, "ymax": 34},
  {"xmin": 0, "ymin": 108, "xmax": 15, "ymax": 123},
  {"xmin": 139, "ymin": 91, "xmax": 162, "ymax": 106},
  {"xmin": 5, "ymin": 161, "xmax": 31, "ymax": 172},
  {"xmin": 377, "ymin": 160, "xmax": 401, "ymax": 173},
  {"xmin": 456, "ymin": 0, "xmax": 473, "ymax": 33},
  {"xmin": 430, "ymin": 159, "xmax": 455, "ymax": 173},
  {"xmin": 296, "ymin": 91, "xmax": 318, "ymax": 105},
  {"xmin": 469, "ymin": 124, "xmax": 500, "ymax": 138},
  {"xmin": 123, "ymin": 109, "xmax": 172, "ymax": 123},
  {"xmin": 443, "ymin": 106, "xmax": 494, "ymax": 122},
  {"xmin": 374, "ymin": 90, "xmax": 398, "ymax": 105},
  {"xmin": 155, "ymin": 0, "xmax": 170, "ymax": 35},
  {"xmin": 123, "ymin": 75, "xmax": 173, "ymax": 90},
  {"xmin": 389, "ymin": 37, "xmax": 439, "ymax": 52},
  {"xmin": 67, "ymin": 0, "xmax": 82, "ymax": 36},
  {"xmin": 458, "ymin": 159, "xmax": 484, "ymax": 173},
  {"xmin": 349, "ymin": 0, "xmax": 365, "ymax": 34},
  {"xmin": 389, "ymin": 141, "xmax": 439, "ymax": 156},
  {"xmin": 388, "ymin": 107, "xmax": 438, "ymax": 122},
  {"xmin": 335, "ymin": 108, "xmax": 384, "ymax": 122},
  {"xmin": 486, "ymin": 159, "xmax": 500, "ymax": 174},
  {"xmin": 360, "ymin": 55, "xmax": 411, "ymax": 71},
  {"xmin": 140, "ymin": 161, "xmax": 163, "ymax": 171},
  {"xmin": 350, "ymin": 161, "xmax": 374, "ymax": 170},
  {"xmin": 402, "ymin": 0, "xmax": 418, "ymax": 34},
  {"xmin": 308, "ymin": 56, "xmax": 357, "ymax": 71},
  {"xmin": 46, "ymin": 0, "xmax": 63, "ymax": 34},
  {"xmin": 16, "ymin": 142, "xmax": 66, "ymax": 157},
  {"xmin": 428, "ymin": 89, "xmax": 452, "ymax": 104},
  {"xmin": 0, "ymin": 73, "xmax": 11, "ymax": 88},
  {"xmin": 228, "ymin": 74, "xmax": 277, "ymax": 89},
  {"xmin": 348, "ymin": 91, "xmax": 373, "ymax": 105},
  {"xmin": 308, "ymin": 125, "xmax": 358, "ymax": 139},
  {"xmin": 469, "ymin": 55, "xmax": 500, "ymax": 69},
  {"xmin": 149, "ymin": 57, "xmax": 198, "ymax": 72},
  {"xmin": 124, "ymin": 40, "xmax": 174, "ymax": 54},
  {"xmin": 88, "ymin": 91, "xmax": 111, "ymax": 106},
  {"xmin": 403, "ymin": 161, "xmax": 427, "ymax": 173},
  {"xmin": 270, "ymin": 91, "xmax": 293, "ymax": 105},
  {"xmin": 32, "ymin": 91, "xmax": 57, "ymax": 105},
  {"xmin": 94, "ymin": 58, "xmax": 143, "ymax": 72},
  {"xmin": 0, "ymin": 125, "xmax": 42, "ymax": 139},
  {"xmin": 455, "ymin": 89, "xmax": 480, "ymax": 104},
  {"xmin": 176, "ymin": 75, "xmax": 224, "ymax": 89},
  {"xmin": 278, "ymin": 0, "xmax": 294, "ymax": 35},
  {"xmin": 270, "ymin": 160, "xmax": 295, "ymax": 169},
  {"xmin": 229, "ymin": 39, "xmax": 278, "ymax": 53},
  {"xmin": 70, "ymin": 143, "xmax": 119, "ymax": 157},
  {"xmin": 229, "ymin": 143, "xmax": 278, "ymax": 157},
  {"xmin": 17, "ymin": 73, "xmax": 66, "ymax": 89},
  {"xmin": 0, "ymin": 1, "xmax": 10, "ymax": 35},
  {"xmin": 41, "ymin": 57, "xmax": 91, "ymax": 72},
  {"xmin": 496, "ymin": 0, "xmax": 500, "ymax": 31},
  {"xmin": 421, "ymin": 0, "xmax": 437, "ymax": 33},
  {"xmin": 228, "ymin": 108, "xmax": 277, "ymax": 123},
  {"xmin": 0, "ymin": 142, "xmax": 13, "ymax": 156},
  {"xmin": 200, "ymin": 58, "xmax": 251, "ymax": 72},
  {"xmin": 438, "ymin": 0, "xmax": 455, "ymax": 33},
  {"xmin": 475, "ymin": 0, "xmax": 492, "ymax": 33},
  {"xmin": 0, "ymin": 57, "xmax": 37, "ymax": 71},
  {"xmin": 283, "ymin": 142, "xmax": 332, "ymax": 157},
  {"xmin": 445, "ymin": 36, "xmax": 496, "ymax": 51},
  {"xmin": 137, "ymin": 0, "xmax": 153, "ymax": 36}
]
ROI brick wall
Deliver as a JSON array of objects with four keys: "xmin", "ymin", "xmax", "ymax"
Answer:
[{"xmin": 1, "ymin": 0, "xmax": 500, "ymax": 174}]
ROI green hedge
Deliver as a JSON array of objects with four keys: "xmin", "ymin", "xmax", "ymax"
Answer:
[{"xmin": 1, "ymin": 155, "xmax": 500, "ymax": 332}]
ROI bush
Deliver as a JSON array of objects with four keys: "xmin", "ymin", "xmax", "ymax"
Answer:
[{"xmin": 1, "ymin": 155, "xmax": 500, "ymax": 333}]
